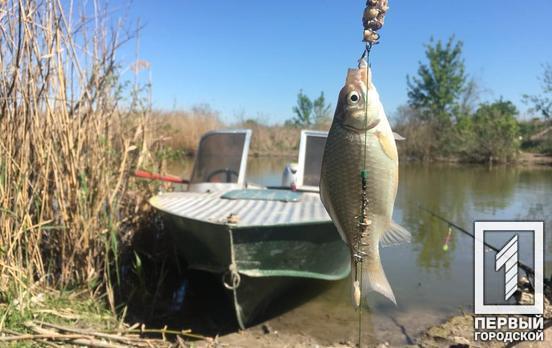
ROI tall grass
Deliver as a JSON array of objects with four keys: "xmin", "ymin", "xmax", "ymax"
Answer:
[
  {"xmin": 153, "ymin": 106, "xmax": 222, "ymax": 155},
  {"xmin": 0, "ymin": 0, "xmax": 151, "ymax": 318},
  {"xmin": 154, "ymin": 111, "xmax": 329, "ymax": 158},
  {"xmin": 238, "ymin": 120, "xmax": 302, "ymax": 156}
]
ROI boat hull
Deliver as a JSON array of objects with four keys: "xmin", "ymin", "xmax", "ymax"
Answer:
[{"xmin": 159, "ymin": 212, "xmax": 350, "ymax": 328}]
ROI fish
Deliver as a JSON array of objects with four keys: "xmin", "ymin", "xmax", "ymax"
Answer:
[{"xmin": 319, "ymin": 62, "xmax": 411, "ymax": 307}]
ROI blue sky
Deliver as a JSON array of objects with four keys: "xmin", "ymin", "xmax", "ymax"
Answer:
[{"xmin": 119, "ymin": 1, "xmax": 552, "ymax": 124}]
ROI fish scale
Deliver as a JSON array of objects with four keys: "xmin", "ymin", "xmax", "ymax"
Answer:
[{"xmin": 321, "ymin": 125, "xmax": 394, "ymax": 255}]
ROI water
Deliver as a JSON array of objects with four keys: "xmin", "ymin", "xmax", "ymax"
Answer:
[{"xmin": 167, "ymin": 158, "xmax": 552, "ymax": 345}]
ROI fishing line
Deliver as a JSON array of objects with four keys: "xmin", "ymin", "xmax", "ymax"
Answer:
[
  {"xmin": 355, "ymin": 1, "xmax": 386, "ymax": 344},
  {"xmin": 355, "ymin": 42, "xmax": 372, "ymax": 264},
  {"xmin": 361, "ymin": 43, "xmax": 372, "ymax": 171},
  {"xmin": 356, "ymin": 40, "xmax": 373, "ymax": 348}
]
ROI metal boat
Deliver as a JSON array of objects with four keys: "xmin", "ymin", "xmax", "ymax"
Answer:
[{"xmin": 148, "ymin": 129, "xmax": 350, "ymax": 328}]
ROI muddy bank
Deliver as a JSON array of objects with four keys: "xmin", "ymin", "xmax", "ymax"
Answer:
[
  {"xmin": 516, "ymin": 152, "xmax": 552, "ymax": 166},
  {"xmin": 195, "ymin": 284, "xmax": 552, "ymax": 348},
  {"xmin": 199, "ymin": 325, "xmax": 354, "ymax": 348},
  {"xmin": 419, "ymin": 284, "xmax": 552, "ymax": 348},
  {"xmin": 399, "ymin": 152, "xmax": 552, "ymax": 167},
  {"xmin": 418, "ymin": 314, "xmax": 552, "ymax": 348},
  {"xmin": 204, "ymin": 310, "xmax": 550, "ymax": 347}
]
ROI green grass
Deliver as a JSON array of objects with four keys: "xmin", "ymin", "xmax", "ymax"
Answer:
[
  {"xmin": 1, "ymin": 288, "xmax": 118, "ymax": 331},
  {"xmin": 0, "ymin": 286, "xmax": 121, "ymax": 348}
]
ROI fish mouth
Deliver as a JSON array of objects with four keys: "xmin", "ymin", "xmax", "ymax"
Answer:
[{"xmin": 342, "ymin": 118, "xmax": 380, "ymax": 133}]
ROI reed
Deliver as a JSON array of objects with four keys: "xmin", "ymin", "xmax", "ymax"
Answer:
[
  {"xmin": 153, "ymin": 112, "xmax": 328, "ymax": 157},
  {"xmin": 152, "ymin": 107, "xmax": 222, "ymax": 156},
  {"xmin": 239, "ymin": 121, "xmax": 302, "ymax": 156},
  {"xmin": 0, "ymin": 0, "xmax": 152, "ymax": 319}
]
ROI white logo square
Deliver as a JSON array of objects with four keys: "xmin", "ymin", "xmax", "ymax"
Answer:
[{"xmin": 474, "ymin": 221, "xmax": 544, "ymax": 315}]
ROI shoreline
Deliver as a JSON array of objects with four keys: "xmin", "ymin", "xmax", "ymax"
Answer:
[
  {"xmin": 204, "ymin": 303, "xmax": 551, "ymax": 347},
  {"xmin": 175, "ymin": 151, "xmax": 552, "ymax": 166},
  {"xmin": 193, "ymin": 281, "xmax": 552, "ymax": 347}
]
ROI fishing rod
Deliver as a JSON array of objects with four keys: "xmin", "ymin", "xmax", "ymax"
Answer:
[
  {"xmin": 133, "ymin": 169, "xmax": 190, "ymax": 184},
  {"xmin": 417, "ymin": 204, "xmax": 535, "ymax": 277}
]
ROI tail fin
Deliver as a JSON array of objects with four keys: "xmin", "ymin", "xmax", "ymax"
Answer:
[{"xmin": 351, "ymin": 256, "xmax": 397, "ymax": 307}]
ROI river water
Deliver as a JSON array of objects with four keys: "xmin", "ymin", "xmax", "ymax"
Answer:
[{"xmin": 167, "ymin": 158, "xmax": 552, "ymax": 345}]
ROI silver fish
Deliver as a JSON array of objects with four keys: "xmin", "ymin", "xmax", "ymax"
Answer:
[{"xmin": 320, "ymin": 63, "xmax": 410, "ymax": 306}]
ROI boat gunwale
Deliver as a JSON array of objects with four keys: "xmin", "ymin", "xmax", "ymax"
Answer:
[
  {"xmin": 155, "ymin": 207, "xmax": 334, "ymax": 229},
  {"xmin": 184, "ymin": 263, "xmax": 349, "ymax": 280}
]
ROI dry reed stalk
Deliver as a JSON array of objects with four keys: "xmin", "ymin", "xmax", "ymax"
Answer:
[
  {"xmin": 0, "ymin": 0, "xmax": 152, "ymax": 317},
  {"xmin": 153, "ymin": 110, "xmax": 313, "ymax": 157},
  {"xmin": 0, "ymin": 320, "xmax": 204, "ymax": 347},
  {"xmin": 152, "ymin": 106, "xmax": 222, "ymax": 155}
]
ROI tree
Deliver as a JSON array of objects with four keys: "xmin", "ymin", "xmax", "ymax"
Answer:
[
  {"xmin": 291, "ymin": 90, "xmax": 332, "ymax": 126},
  {"xmin": 407, "ymin": 36, "xmax": 467, "ymax": 125},
  {"xmin": 393, "ymin": 105, "xmax": 435, "ymax": 160},
  {"xmin": 457, "ymin": 78, "xmax": 482, "ymax": 118},
  {"xmin": 313, "ymin": 92, "xmax": 332, "ymax": 124},
  {"xmin": 523, "ymin": 63, "xmax": 552, "ymax": 120},
  {"xmin": 469, "ymin": 99, "xmax": 520, "ymax": 163},
  {"xmin": 405, "ymin": 36, "xmax": 469, "ymax": 158},
  {"xmin": 292, "ymin": 90, "xmax": 313, "ymax": 126}
]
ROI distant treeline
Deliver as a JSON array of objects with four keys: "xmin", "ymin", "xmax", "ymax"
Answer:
[
  {"xmin": 155, "ymin": 103, "xmax": 550, "ymax": 165},
  {"xmin": 394, "ymin": 36, "xmax": 551, "ymax": 164}
]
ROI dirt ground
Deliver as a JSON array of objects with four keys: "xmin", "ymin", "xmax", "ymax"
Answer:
[
  {"xmin": 194, "ymin": 286, "xmax": 552, "ymax": 348},
  {"xmin": 196, "ymin": 323, "xmax": 389, "ymax": 348},
  {"xmin": 517, "ymin": 152, "xmax": 552, "ymax": 166},
  {"xmin": 201, "ymin": 312, "xmax": 550, "ymax": 348}
]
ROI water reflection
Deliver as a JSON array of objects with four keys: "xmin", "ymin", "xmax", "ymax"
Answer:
[
  {"xmin": 245, "ymin": 156, "xmax": 293, "ymax": 187},
  {"xmin": 166, "ymin": 156, "xmax": 294, "ymax": 187},
  {"xmin": 469, "ymin": 166, "xmax": 518, "ymax": 212},
  {"xmin": 397, "ymin": 164, "xmax": 472, "ymax": 272},
  {"xmin": 396, "ymin": 164, "xmax": 551, "ymax": 273}
]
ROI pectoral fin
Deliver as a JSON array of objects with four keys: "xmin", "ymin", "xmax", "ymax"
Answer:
[
  {"xmin": 380, "ymin": 221, "xmax": 411, "ymax": 247},
  {"xmin": 393, "ymin": 132, "xmax": 405, "ymax": 141},
  {"xmin": 376, "ymin": 131, "xmax": 398, "ymax": 161}
]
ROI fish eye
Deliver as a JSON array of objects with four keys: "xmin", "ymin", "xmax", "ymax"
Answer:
[{"xmin": 347, "ymin": 91, "xmax": 360, "ymax": 105}]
